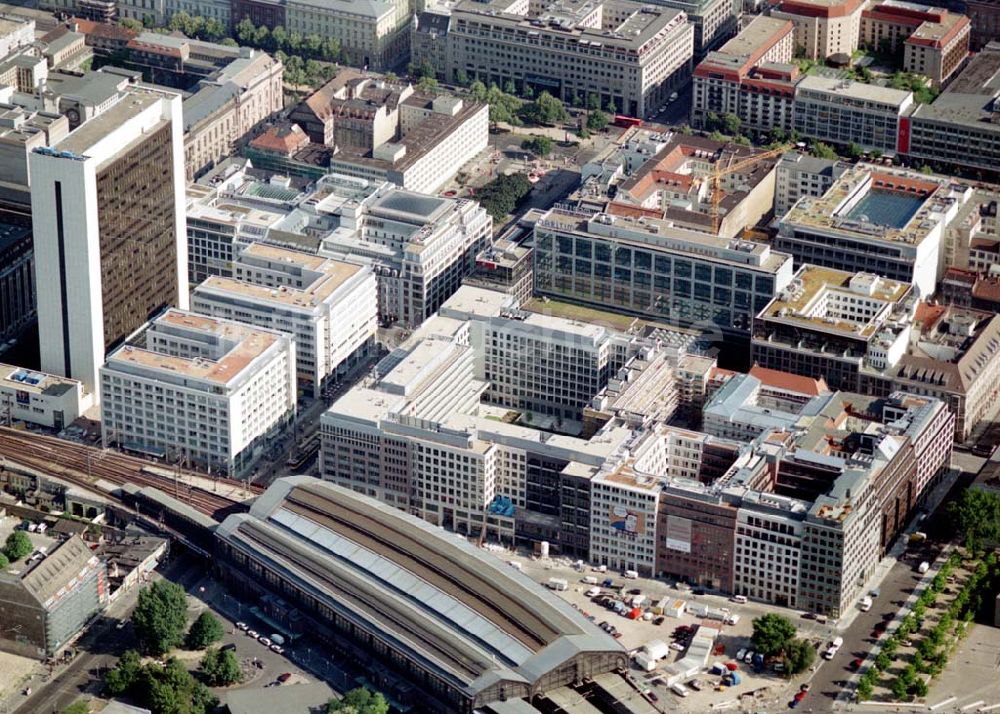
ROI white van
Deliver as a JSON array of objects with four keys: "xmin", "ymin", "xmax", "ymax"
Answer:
[
  {"xmin": 823, "ymin": 637, "xmax": 843, "ymax": 660},
  {"xmin": 731, "ymin": 594, "xmax": 748, "ymax": 604},
  {"xmin": 670, "ymin": 683, "xmax": 689, "ymax": 698},
  {"xmin": 858, "ymin": 596, "xmax": 873, "ymax": 612},
  {"xmin": 585, "ymin": 586, "xmax": 601, "ymax": 597},
  {"xmin": 582, "ymin": 575, "xmax": 599, "ymax": 585},
  {"xmin": 624, "ymin": 570, "xmax": 639, "ymax": 579}
]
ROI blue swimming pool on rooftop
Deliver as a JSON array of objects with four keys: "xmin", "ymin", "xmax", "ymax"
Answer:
[{"xmin": 846, "ymin": 190, "xmax": 924, "ymax": 229}]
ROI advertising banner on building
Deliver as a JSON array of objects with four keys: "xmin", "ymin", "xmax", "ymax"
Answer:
[
  {"xmin": 609, "ymin": 505, "xmax": 644, "ymax": 536},
  {"xmin": 665, "ymin": 515, "xmax": 692, "ymax": 553}
]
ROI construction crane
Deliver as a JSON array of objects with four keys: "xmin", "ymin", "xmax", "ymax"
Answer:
[{"xmin": 702, "ymin": 143, "xmax": 793, "ymax": 235}]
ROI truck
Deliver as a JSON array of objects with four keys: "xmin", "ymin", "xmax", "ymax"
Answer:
[{"xmin": 547, "ymin": 577, "xmax": 568, "ymax": 591}]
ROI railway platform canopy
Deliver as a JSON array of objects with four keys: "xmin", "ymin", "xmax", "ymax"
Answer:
[{"xmin": 215, "ymin": 476, "xmax": 627, "ymax": 713}]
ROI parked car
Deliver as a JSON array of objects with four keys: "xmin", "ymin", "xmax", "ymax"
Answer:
[
  {"xmin": 221, "ymin": 643, "xmax": 237, "ymax": 652},
  {"xmin": 692, "ymin": 588, "xmax": 706, "ymax": 596},
  {"xmin": 236, "ymin": 622, "xmax": 248, "ymax": 630},
  {"xmin": 850, "ymin": 658, "xmax": 863, "ymax": 671},
  {"xmin": 259, "ymin": 637, "xmax": 272, "ymax": 647},
  {"xmin": 736, "ymin": 648, "xmax": 747, "ymax": 662},
  {"xmin": 743, "ymin": 650, "xmax": 755, "ymax": 663},
  {"xmin": 669, "ymin": 642, "xmax": 685, "ymax": 651},
  {"xmin": 277, "ymin": 673, "xmax": 292, "ymax": 683},
  {"xmin": 270, "ymin": 645, "xmax": 285, "ymax": 655},
  {"xmin": 653, "ymin": 616, "xmax": 665, "ymax": 626},
  {"xmin": 247, "ymin": 630, "xmax": 259, "ymax": 639}
]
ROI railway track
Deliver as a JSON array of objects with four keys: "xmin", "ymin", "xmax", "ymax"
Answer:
[{"xmin": 0, "ymin": 427, "xmax": 260, "ymax": 517}]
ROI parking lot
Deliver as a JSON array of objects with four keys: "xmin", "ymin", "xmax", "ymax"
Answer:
[{"xmin": 508, "ymin": 551, "xmax": 835, "ymax": 712}]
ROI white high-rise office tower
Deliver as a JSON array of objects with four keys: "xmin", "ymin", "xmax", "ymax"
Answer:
[{"xmin": 29, "ymin": 89, "xmax": 188, "ymax": 398}]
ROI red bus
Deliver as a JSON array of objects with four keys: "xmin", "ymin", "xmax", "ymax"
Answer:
[{"xmin": 613, "ymin": 115, "xmax": 643, "ymax": 128}]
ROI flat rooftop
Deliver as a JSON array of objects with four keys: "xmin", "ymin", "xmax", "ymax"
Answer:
[
  {"xmin": 715, "ymin": 15, "xmax": 792, "ymax": 62},
  {"xmin": 105, "ymin": 309, "xmax": 281, "ymax": 386},
  {"xmin": 55, "ymin": 91, "xmax": 163, "ymax": 156},
  {"xmin": 781, "ymin": 166, "xmax": 952, "ymax": 245},
  {"xmin": 796, "ymin": 75, "xmax": 913, "ymax": 108},
  {"xmin": 538, "ymin": 208, "xmax": 790, "ymax": 273},
  {"xmin": 452, "ymin": 0, "xmax": 687, "ymax": 51},
  {"xmin": 0, "ymin": 363, "xmax": 80, "ymax": 398},
  {"xmin": 197, "ymin": 244, "xmax": 364, "ymax": 310},
  {"xmin": 757, "ymin": 265, "xmax": 911, "ymax": 337}
]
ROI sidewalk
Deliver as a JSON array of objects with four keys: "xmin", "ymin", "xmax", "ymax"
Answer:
[{"xmin": 833, "ymin": 467, "xmax": 961, "ymax": 708}]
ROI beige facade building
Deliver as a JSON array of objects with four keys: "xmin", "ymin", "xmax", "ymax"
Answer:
[
  {"xmin": 861, "ymin": 1, "xmax": 970, "ymax": 86},
  {"xmin": 184, "ymin": 50, "xmax": 283, "ymax": 180},
  {"xmin": 414, "ymin": 0, "xmax": 694, "ymax": 117},
  {"xmin": 770, "ymin": 0, "xmax": 865, "ymax": 60},
  {"xmin": 691, "ymin": 16, "xmax": 797, "ymax": 130},
  {"xmin": 284, "ymin": 0, "xmax": 410, "ymax": 70}
]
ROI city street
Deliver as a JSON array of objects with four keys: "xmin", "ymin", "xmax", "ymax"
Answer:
[{"xmin": 803, "ymin": 462, "xmax": 975, "ymax": 712}]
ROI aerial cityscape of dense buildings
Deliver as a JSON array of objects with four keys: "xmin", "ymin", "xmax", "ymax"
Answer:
[{"xmin": 0, "ymin": 0, "xmax": 997, "ymax": 711}]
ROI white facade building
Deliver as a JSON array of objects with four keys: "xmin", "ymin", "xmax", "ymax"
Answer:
[
  {"xmin": 30, "ymin": 90, "xmax": 188, "ymax": 399},
  {"xmin": 321, "ymin": 186, "xmax": 492, "ymax": 327},
  {"xmin": 191, "ymin": 243, "xmax": 378, "ymax": 397},
  {"xmin": 100, "ymin": 309, "xmax": 296, "ymax": 476},
  {"xmin": 0, "ymin": 364, "xmax": 92, "ymax": 430},
  {"xmin": 589, "ymin": 466, "xmax": 661, "ymax": 577}
]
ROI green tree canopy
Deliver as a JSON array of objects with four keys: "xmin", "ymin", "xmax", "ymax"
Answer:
[
  {"xmin": 106, "ymin": 654, "xmax": 216, "ymax": 714},
  {"xmin": 4, "ymin": 531, "xmax": 32, "ymax": 561},
  {"xmin": 949, "ymin": 488, "xmax": 1000, "ymax": 554},
  {"xmin": 519, "ymin": 91, "xmax": 568, "ymax": 125},
  {"xmin": 0, "ymin": 552, "xmax": 10, "ymax": 570},
  {"xmin": 185, "ymin": 612, "xmax": 224, "ymax": 650},
  {"xmin": 416, "ymin": 76, "xmax": 439, "ymax": 94},
  {"xmin": 522, "ymin": 136, "xmax": 553, "ymax": 157},
  {"xmin": 105, "ymin": 650, "xmax": 143, "ymax": 696},
  {"xmin": 133, "ymin": 580, "xmax": 188, "ymax": 655},
  {"xmin": 782, "ymin": 637, "xmax": 816, "ymax": 675},
  {"xmin": 484, "ymin": 84, "xmax": 522, "ymax": 126},
  {"xmin": 750, "ymin": 613, "xmax": 797, "ymax": 656},
  {"xmin": 586, "ymin": 109, "xmax": 609, "ymax": 132},
  {"xmin": 474, "ymin": 173, "xmax": 532, "ymax": 222},
  {"xmin": 200, "ymin": 647, "xmax": 242, "ymax": 686},
  {"xmin": 327, "ymin": 687, "xmax": 390, "ymax": 714},
  {"xmin": 810, "ymin": 141, "xmax": 838, "ymax": 160}
]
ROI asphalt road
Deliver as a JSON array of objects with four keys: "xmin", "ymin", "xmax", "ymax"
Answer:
[
  {"xmin": 804, "ymin": 551, "xmax": 938, "ymax": 711},
  {"xmin": 803, "ymin": 465, "xmax": 972, "ymax": 712}
]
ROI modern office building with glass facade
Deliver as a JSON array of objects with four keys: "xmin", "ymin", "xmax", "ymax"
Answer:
[{"xmin": 533, "ymin": 209, "xmax": 794, "ymax": 336}]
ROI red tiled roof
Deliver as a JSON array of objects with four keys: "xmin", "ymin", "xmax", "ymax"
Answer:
[
  {"xmin": 250, "ymin": 123, "xmax": 310, "ymax": 155},
  {"xmin": 749, "ymin": 365, "xmax": 830, "ymax": 396},
  {"xmin": 913, "ymin": 302, "xmax": 946, "ymax": 330},
  {"xmin": 973, "ymin": 276, "xmax": 1000, "ymax": 303}
]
